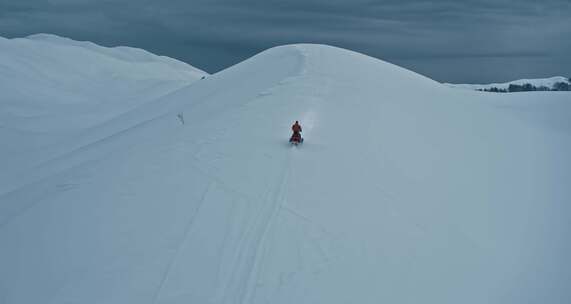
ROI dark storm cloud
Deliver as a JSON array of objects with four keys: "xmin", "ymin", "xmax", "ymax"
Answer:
[{"xmin": 0, "ymin": 0, "xmax": 569, "ymax": 82}]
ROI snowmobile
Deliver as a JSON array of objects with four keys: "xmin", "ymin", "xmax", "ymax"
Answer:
[{"xmin": 289, "ymin": 133, "xmax": 304, "ymax": 145}]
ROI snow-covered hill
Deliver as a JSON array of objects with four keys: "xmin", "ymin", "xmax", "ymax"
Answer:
[
  {"xmin": 1, "ymin": 42, "xmax": 570, "ymax": 304},
  {"xmin": 445, "ymin": 76, "xmax": 570, "ymax": 91},
  {"xmin": 0, "ymin": 34, "xmax": 207, "ymax": 190}
]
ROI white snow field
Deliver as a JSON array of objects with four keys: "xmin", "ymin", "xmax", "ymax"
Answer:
[
  {"xmin": 1, "ymin": 40, "xmax": 571, "ymax": 304},
  {"xmin": 0, "ymin": 34, "xmax": 206, "ymax": 191},
  {"xmin": 445, "ymin": 76, "xmax": 570, "ymax": 91}
]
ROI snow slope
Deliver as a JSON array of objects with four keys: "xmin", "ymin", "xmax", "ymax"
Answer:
[
  {"xmin": 1, "ymin": 44, "xmax": 570, "ymax": 304},
  {"xmin": 0, "ymin": 34, "xmax": 207, "ymax": 191},
  {"xmin": 445, "ymin": 76, "xmax": 570, "ymax": 91}
]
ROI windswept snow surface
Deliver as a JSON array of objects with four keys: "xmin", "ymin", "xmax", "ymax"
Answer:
[
  {"xmin": 1, "ymin": 44, "xmax": 571, "ymax": 304},
  {"xmin": 445, "ymin": 76, "xmax": 570, "ymax": 91},
  {"xmin": 0, "ymin": 34, "xmax": 207, "ymax": 191}
]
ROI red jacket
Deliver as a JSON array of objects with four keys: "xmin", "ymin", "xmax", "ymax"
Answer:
[{"xmin": 292, "ymin": 123, "xmax": 302, "ymax": 133}]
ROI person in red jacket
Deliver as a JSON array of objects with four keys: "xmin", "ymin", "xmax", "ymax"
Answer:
[
  {"xmin": 290, "ymin": 121, "xmax": 303, "ymax": 143},
  {"xmin": 292, "ymin": 121, "xmax": 302, "ymax": 134}
]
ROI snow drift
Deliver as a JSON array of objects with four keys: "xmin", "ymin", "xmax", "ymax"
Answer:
[{"xmin": 1, "ymin": 39, "xmax": 570, "ymax": 304}]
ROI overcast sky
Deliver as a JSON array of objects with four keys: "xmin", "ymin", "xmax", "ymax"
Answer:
[{"xmin": 1, "ymin": 0, "xmax": 569, "ymax": 83}]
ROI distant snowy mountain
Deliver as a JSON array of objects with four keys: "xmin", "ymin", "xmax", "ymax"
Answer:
[
  {"xmin": 445, "ymin": 76, "xmax": 571, "ymax": 92},
  {"xmin": 0, "ymin": 34, "xmax": 207, "ymax": 186},
  {"xmin": 1, "ymin": 39, "xmax": 570, "ymax": 304}
]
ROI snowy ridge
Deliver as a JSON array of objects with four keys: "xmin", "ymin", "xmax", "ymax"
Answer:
[
  {"xmin": 0, "ymin": 34, "xmax": 207, "ymax": 191},
  {"xmin": 445, "ymin": 76, "xmax": 570, "ymax": 91},
  {"xmin": 0, "ymin": 33, "xmax": 206, "ymax": 131},
  {"xmin": 1, "ymin": 42, "xmax": 570, "ymax": 304},
  {"xmin": 25, "ymin": 34, "xmax": 201, "ymax": 72}
]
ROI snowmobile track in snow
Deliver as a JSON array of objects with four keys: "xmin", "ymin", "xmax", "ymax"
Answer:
[{"xmin": 238, "ymin": 152, "xmax": 293, "ymax": 304}]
